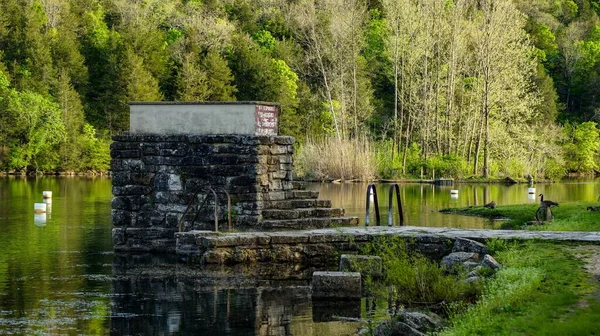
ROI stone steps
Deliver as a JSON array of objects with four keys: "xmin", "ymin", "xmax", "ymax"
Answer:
[
  {"xmin": 262, "ymin": 208, "xmax": 345, "ymax": 220},
  {"xmin": 285, "ymin": 190, "xmax": 319, "ymax": 200},
  {"xmin": 260, "ymin": 216, "xmax": 359, "ymax": 230},
  {"xmin": 291, "ymin": 181, "xmax": 306, "ymax": 190},
  {"xmin": 264, "ymin": 199, "xmax": 332, "ymax": 210}
]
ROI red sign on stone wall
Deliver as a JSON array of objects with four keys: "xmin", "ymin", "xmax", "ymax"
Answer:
[{"xmin": 255, "ymin": 105, "xmax": 279, "ymax": 135}]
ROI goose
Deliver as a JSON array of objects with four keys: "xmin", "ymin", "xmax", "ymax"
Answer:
[
  {"xmin": 538, "ymin": 194, "xmax": 559, "ymax": 208},
  {"xmin": 587, "ymin": 206, "xmax": 600, "ymax": 211},
  {"xmin": 483, "ymin": 201, "xmax": 496, "ymax": 209}
]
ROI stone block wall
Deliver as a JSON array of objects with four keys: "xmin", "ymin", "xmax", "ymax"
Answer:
[{"xmin": 110, "ymin": 133, "xmax": 295, "ymax": 252}]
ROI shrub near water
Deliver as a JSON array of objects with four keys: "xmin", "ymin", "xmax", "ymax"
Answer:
[{"xmin": 361, "ymin": 237, "xmax": 481, "ymax": 308}]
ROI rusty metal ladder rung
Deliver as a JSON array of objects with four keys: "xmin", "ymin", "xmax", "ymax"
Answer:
[
  {"xmin": 365, "ymin": 184, "xmax": 404, "ymax": 226},
  {"xmin": 178, "ymin": 186, "xmax": 232, "ymax": 233}
]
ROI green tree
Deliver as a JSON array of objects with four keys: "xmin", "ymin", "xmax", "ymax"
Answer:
[
  {"xmin": 177, "ymin": 52, "xmax": 210, "ymax": 101},
  {"xmin": 0, "ymin": 84, "xmax": 66, "ymax": 171},
  {"xmin": 563, "ymin": 121, "xmax": 600, "ymax": 172},
  {"xmin": 80, "ymin": 5, "xmax": 128, "ymax": 133},
  {"xmin": 125, "ymin": 49, "xmax": 163, "ymax": 101},
  {"xmin": 56, "ymin": 70, "xmax": 85, "ymax": 171},
  {"xmin": 202, "ymin": 49, "xmax": 237, "ymax": 101}
]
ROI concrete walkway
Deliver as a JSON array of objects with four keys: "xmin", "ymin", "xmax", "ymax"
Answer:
[{"xmin": 193, "ymin": 226, "xmax": 600, "ymax": 246}]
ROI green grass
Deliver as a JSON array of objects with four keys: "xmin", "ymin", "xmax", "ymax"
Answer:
[
  {"xmin": 361, "ymin": 236, "xmax": 482, "ymax": 307},
  {"xmin": 441, "ymin": 202, "xmax": 600, "ymax": 231},
  {"xmin": 440, "ymin": 241, "xmax": 600, "ymax": 335}
]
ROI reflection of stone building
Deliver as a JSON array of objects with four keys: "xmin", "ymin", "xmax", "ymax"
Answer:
[
  {"xmin": 111, "ymin": 255, "xmax": 334, "ymax": 335},
  {"xmin": 256, "ymin": 287, "xmax": 313, "ymax": 336}
]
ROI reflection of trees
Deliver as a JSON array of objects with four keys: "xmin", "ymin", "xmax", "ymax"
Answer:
[
  {"xmin": 0, "ymin": 177, "xmax": 112, "ymax": 334},
  {"xmin": 307, "ymin": 181, "xmax": 600, "ymax": 229}
]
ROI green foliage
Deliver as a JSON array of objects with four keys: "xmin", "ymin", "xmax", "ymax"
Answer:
[
  {"xmin": 442, "ymin": 242, "xmax": 599, "ymax": 335},
  {"xmin": 252, "ymin": 30, "xmax": 276, "ymax": 53},
  {"xmin": 374, "ymin": 140, "xmax": 403, "ymax": 178},
  {"xmin": 544, "ymin": 157, "xmax": 568, "ymax": 180},
  {"xmin": 79, "ymin": 124, "xmax": 110, "ymax": 171},
  {"xmin": 362, "ymin": 236, "xmax": 481, "ymax": 305},
  {"xmin": 202, "ymin": 49, "xmax": 237, "ymax": 101},
  {"xmin": 563, "ymin": 121, "xmax": 600, "ymax": 173},
  {"xmin": 178, "ymin": 53, "xmax": 210, "ymax": 101},
  {"xmin": 2, "ymin": 89, "xmax": 66, "ymax": 170},
  {"xmin": 0, "ymin": 0, "xmax": 598, "ymax": 176},
  {"xmin": 425, "ymin": 154, "xmax": 470, "ymax": 179}
]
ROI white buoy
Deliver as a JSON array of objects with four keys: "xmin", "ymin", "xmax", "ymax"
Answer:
[
  {"xmin": 34, "ymin": 203, "xmax": 47, "ymax": 213},
  {"xmin": 528, "ymin": 193, "xmax": 536, "ymax": 201},
  {"xmin": 528, "ymin": 188, "xmax": 536, "ymax": 195},
  {"xmin": 34, "ymin": 213, "xmax": 47, "ymax": 227},
  {"xmin": 42, "ymin": 191, "xmax": 52, "ymax": 199},
  {"xmin": 450, "ymin": 189, "xmax": 459, "ymax": 195},
  {"xmin": 450, "ymin": 194, "xmax": 459, "ymax": 200}
]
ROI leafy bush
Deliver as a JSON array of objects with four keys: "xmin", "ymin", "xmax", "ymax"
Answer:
[
  {"xmin": 425, "ymin": 154, "xmax": 470, "ymax": 179},
  {"xmin": 543, "ymin": 157, "xmax": 567, "ymax": 180},
  {"xmin": 362, "ymin": 237, "xmax": 481, "ymax": 305}
]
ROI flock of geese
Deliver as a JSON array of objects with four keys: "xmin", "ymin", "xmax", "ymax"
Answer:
[{"xmin": 483, "ymin": 193, "xmax": 559, "ymax": 210}]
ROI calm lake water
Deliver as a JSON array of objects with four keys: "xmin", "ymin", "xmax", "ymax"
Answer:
[{"xmin": 0, "ymin": 177, "xmax": 598, "ymax": 335}]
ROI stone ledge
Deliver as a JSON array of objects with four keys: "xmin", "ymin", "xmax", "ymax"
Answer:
[{"xmin": 176, "ymin": 226, "xmax": 600, "ymax": 264}]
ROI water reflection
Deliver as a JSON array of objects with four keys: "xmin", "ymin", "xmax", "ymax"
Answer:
[
  {"xmin": 43, "ymin": 198, "xmax": 52, "ymax": 216},
  {"xmin": 307, "ymin": 180, "xmax": 600, "ymax": 228},
  {"xmin": 34, "ymin": 213, "xmax": 47, "ymax": 227},
  {"xmin": 109, "ymin": 254, "xmax": 366, "ymax": 335},
  {"xmin": 2, "ymin": 177, "xmax": 600, "ymax": 335}
]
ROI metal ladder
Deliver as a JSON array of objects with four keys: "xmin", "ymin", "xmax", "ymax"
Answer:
[
  {"xmin": 178, "ymin": 186, "xmax": 232, "ymax": 233},
  {"xmin": 365, "ymin": 184, "xmax": 404, "ymax": 226}
]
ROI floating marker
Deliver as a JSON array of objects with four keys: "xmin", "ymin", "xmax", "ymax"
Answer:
[
  {"xmin": 34, "ymin": 203, "xmax": 47, "ymax": 213},
  {"xmin": 450, "ymin": 194, "xmax": 459, "ymax": 200},
  {"xmin": 528, "ymin": 188, "xmax": 536, "ymax": 195},
  {"xmin": 528, "ymin": 193, "xmax": 536, "ymax": 201},
  {"xmin": 34, "ymin": 213, "xmax": 47, "ymax": 227},
  {"xmin": 42, "ymin": 191, "xmax": 52, "ymax": 199},
  {"xmin": 450, "ymin": 189, "xmax": 459, "ymax": 195}
]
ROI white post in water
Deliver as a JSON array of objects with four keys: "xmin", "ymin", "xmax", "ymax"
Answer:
[
  {"xmin": 34, "ymin": 203, "xmax": 47, "ymax": 213},
  {"xmin": 42, "ymin": 191, "xmax": 52, "ymax": 199},
  {"xmin": 528, "ymin": 188, "xmax": 535, "ymax": 195},
  {"xmin": 450, "ymin": 189, "xmax": 458, "ymax": 200}
]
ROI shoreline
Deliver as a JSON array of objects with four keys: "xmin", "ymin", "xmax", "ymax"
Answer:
[
  {"xmin": 295, "ymin": 177, "xmax": 558, "ymax": 184},
  {"xmin": 0, "ymin": 171, "xmax": 110, "ymax": 177}
]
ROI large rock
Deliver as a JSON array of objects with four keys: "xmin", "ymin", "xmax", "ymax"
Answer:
[
  {"xmin": 482, "ymin": 254, "xmax": 502, "ymax": 270},
  {"xmin": 397, "ymin": 310, "xmax": 444, "ymax": 333},
  {"xmin": 441, "ymin": 252, "xmax": 480, "ymax": 270},
  {"xmin": 452, "ymin": 237, "xmax": 489, "ymax": 255},
  {"xmin": 311, "ymin": 271, "xmax": 361, "ymax": 298},
  {"xmin": 373, "ymin": 321, "xmax": 424, "ymax": 336},
  {"xmin": 339, "ymin": 254, "xmax": 383, "ymax": 278}
]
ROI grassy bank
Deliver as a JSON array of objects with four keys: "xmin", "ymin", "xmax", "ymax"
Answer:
[
  {"xmin": 441, "ymin": 241, "xmax": 600, "ymax": 335},
  {"xmin": 441, "ymin": 202, "xmax": 600, "ymax": 231}
]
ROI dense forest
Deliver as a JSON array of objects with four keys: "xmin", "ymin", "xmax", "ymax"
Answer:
[{"xmin": 1, "ymin": 0, "xmax": 600, "ymax": 180}]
